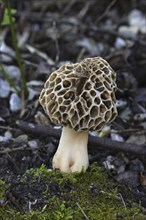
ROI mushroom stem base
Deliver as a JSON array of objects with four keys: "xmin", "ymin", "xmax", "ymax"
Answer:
[{"xmin": 52, "ymin": 126, "xmax": 89, "ymax": 173}]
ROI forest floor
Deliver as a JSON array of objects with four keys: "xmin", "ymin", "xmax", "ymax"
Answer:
[{"xmin": 0, "ymin": 1, "xmax": 146, "ymax": 219}]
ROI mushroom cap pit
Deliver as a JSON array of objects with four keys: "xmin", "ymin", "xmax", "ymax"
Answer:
[{"xmin": 39, "ymin": 57, "xmax": 117, "ymax": 131}]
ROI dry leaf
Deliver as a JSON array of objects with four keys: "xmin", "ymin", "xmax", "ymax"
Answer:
[{"xmin": 140, "ymin": 175, "xmax": 146, "ymax": 186}]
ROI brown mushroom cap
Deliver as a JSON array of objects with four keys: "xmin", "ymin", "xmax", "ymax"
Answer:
[{"xmin": 39, "ymin": 57, "xmax": 117, "ymax": 131}]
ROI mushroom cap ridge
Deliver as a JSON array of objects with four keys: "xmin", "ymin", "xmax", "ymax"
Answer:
[{"xmin": 39, "ymin": 57, "xmax": 117, "ymax": 131}]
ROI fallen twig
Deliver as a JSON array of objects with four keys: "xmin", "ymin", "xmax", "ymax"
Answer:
[
  {"xmin": 53, "ymin": 21, "xmax": 60, "ymax": 63},
  {"xmin": 0, "ymin": 125, "xmax": 19, "ymax": 131},
  {"xmin": 119, "ymin": 193, "xmax": 127, "ymax": 210},
  {"xmin": 76, "ymin": 202, "xmax": 90, "ymax": 220},
  {"xmin": 90, "ymin": 26, "xmax": 146, "ymax": 45},
  {"xmin": 112, "ymin": 128, "xmax": 146, "ymax": 135},
  {"xmin": 16, "ymin": 120, "xmax": 61, "ymax": 138},
  {"xmin": 16, "ymin": 120, "xmax": 146, "ymax": 156},
  {"xmin": 0, "ymin": 145, "xmax": 31, "ymax": 155},
  {"xmin": 97, "ymin": 0, "xmax": 117, "ymax": 21}
]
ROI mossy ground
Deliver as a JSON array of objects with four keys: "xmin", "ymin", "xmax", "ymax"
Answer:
[{"xmin": 0, "ymin": 163, "xmax": 146, "ymax": 220}]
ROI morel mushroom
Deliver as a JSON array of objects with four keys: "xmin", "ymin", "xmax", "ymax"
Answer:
[{"xmin": 39, "ymin": 57, "xmax": 117, "ymax": 173}]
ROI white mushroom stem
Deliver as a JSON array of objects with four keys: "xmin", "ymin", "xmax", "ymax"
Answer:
[{"xmin": 52, "ymin": 126, "xmax": 89, "ymax": 173}]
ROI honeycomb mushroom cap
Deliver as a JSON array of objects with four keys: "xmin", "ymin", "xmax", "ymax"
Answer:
[{"xmin": 39, "ymin": 57, "xmax": 117, "ymax": 131}]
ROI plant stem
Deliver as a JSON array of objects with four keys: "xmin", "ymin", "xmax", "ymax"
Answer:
[{"xmin": 7, "ymin": 0, "xmax": 28, "ymax": 105}]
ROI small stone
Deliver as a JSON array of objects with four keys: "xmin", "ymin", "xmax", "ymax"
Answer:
[
  {"xmin": 89, "ymin": 131, "xmax": 98, "ymax": 137},
  {"xmin": 116, "ymin": 171, "xmax": 139, "ymax": 188},
  {"xmin": 15, "ymin": 135, "xmax": 28, "ymax": 143},
  {"xmin": 0, "ymin": 41, "xmax": 15, "ymax": 62},
  {"xmin": 111, "ymin": 133, "xmax": 124, "ymax": 142},
  {"xmin": 0, "ymin": 117, "xmax": 5, "ymax": 122},
  {"xmin": 112, "ymin": 158, "xmax": 127, "ymax": 174},
  {"xmin": 28, "ymin": 140, "xmax": 38, "ymax": 150},
  {"xmin": 128, "ymin": 159, "xmax": 144, "ymax": 172},
  {"xmin": 46, "ymin": 143, "xmax": 56, "ymax": 157},
  {"xmin": 116, "ymin": 99, "xmax": 127, "ymax": 108},
  {"xmin": 126, "ymin": 134, "xmax": 146, "ymax": 145},
  {"xmin": 0, "ymin": 136, "xmax": 6, "ymax": 142},
  {"xmin": 27, "ymin": 80, "xmax": 44, "ymax": 87},
  {"xmin": 115, "ymin": 37, "xmax": 126, "ymax": 49},
  {"xmin": 118, "ymin": 26, "xmax": 136, "ymax": 37},
  {"xmin": 3, "ymin": 65, "xmax": 21, "ymax": 83},
  {"xmin": 10, "ymin": 93, "xmax": 21, "ymax": 112},
  {"xmin": 27, "ymin": 88, "xmax": 38, "ymax": 101},
  {"xmin": 35, "ymin": 111, "xmax": 50, "ymax": 125},
  {"xmin": 0, "ymin": 79, "xmax": 11, "ymax": 98},
  {"xmin": 118, "ymin": 10, "xmax": 146, "ymax": 37},
  {"xmin": 0, "ymin": 198, "xmax": 5, "ymax": 206},
  {"xmin": 128, "ymin": 9, "xmax": 146, "ymax": 34},
  {"xmin": 0, "ymin": 131, "xmax": 12, "ymax": 142},
  {"xmin": 4, "ymin": 131, "xmax": 12, "ymax": 140}
]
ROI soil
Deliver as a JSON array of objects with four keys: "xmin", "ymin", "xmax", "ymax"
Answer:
[{"xmin": 0, "ymin": 1, "xmax": 146, "ymax": 219}]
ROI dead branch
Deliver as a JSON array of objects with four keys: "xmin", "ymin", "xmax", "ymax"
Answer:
[
  {"xmin": 16, "ymin": 120, "xmax": 146, "ymax": 156},
  {"xmin": 0, "ymin": 145, "xmax": 31, "ymax": 155},
  {"xmin": 16, "ymin": 120, "xmax": 61, "ymax": 138},
  {"xmin": 97, "ymin": 0, "xmax": 117, "ymax": 22},
  {"xmin": 53, "ymin": 21, "xmax": 60, "ymax": 63},
  {"xmin": 112, "ymin": 128, "xmax": 146, "ymax": 136}
]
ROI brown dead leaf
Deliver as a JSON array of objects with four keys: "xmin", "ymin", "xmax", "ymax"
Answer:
[{"xmin": 140, "ymin": 175, "xmax": 146, "ymax": 186}]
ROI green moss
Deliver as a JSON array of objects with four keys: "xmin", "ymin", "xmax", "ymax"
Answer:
[
  {"xmin": 0, "ymin": 179, "xmax": 10, "ymax": 202},
  {"xmin": 0, "ymin": 202, "xmax": 73, "ymax": 220},
  {"xmin": 26, "ymin": 163, "xmax": 78, "ymax": 184},
  {"xmin": 0, "ymin": 163, "xmax": 146, "ymax": 220},
  {"xmin": 0, "ymin": 179, "xmax": 6, "ymax": 198}
]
